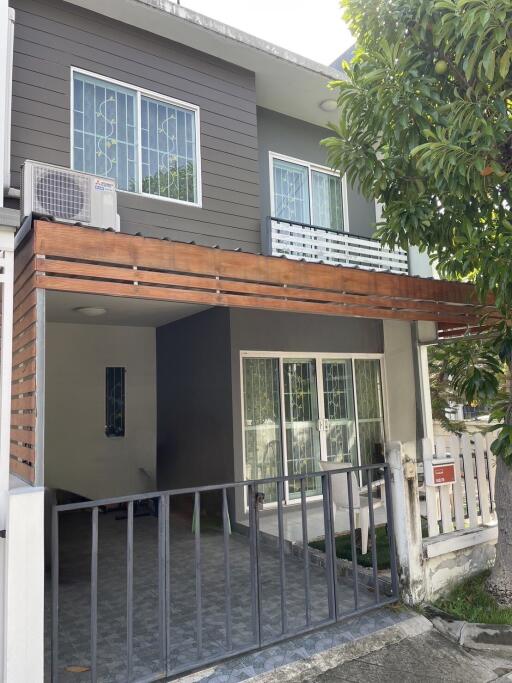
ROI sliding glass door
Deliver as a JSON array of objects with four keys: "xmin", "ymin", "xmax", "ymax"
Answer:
[
  {"xmin": 242, "ymin": 358, "xmax": 282, "ymax": 503},
  {"xmin": 283, "ymin": 360, "xmax": 321, "ymax": 498},
  {"xmin": 321, "ymin": 360, "xmax": 358, "ymax": 466},
  {"xmin": 242, "ymin": 354, "xmax": 385, "ymax": 503},
  {"xmin": 354, "ymin": 359, "xmax": 385, "ymax": 483}
]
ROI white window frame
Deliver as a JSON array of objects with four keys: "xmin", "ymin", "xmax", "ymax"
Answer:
[
  {"xmin": 239, "ymin": 350, "xmax": 389, "ymax": 507},
  {"xmin": 269, "ymin": 151, "xmax": 349, "ymax": 232},
  {"xmin": 70, "ymin": 67, "xmax": 202, "ymax": 208}
]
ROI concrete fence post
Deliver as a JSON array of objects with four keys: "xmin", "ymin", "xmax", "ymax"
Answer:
[{"xmin": 386, "ymin": 441, "xmax": 425, "ymax": 604}]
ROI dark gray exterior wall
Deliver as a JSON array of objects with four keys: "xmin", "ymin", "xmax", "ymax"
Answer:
[
  {"xmin": 9, "ymin": 0, "xmax": 377, "ymax": 250},
  {"xmin": 10, "ymin": 0, "xmax": 261, "ymax": 251},
  {"xmin": 156, "ymin": 308, "xmax": 234, "ymax": 491},
  {"xmin": 156, "ymin": 306, "xmax": 382, "ymax": 491},
  {"xmin": 257, "ymin": 107, "xmax": 376, "ymax": 239},
  {"xmin": 229, "ymin": 308, "xmax": 384, "ymax": 481}
]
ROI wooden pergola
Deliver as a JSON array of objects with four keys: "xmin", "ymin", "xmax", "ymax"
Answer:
[{"xmin": 11, "ymin": 219, "xmax": 494, "ymax": 483}]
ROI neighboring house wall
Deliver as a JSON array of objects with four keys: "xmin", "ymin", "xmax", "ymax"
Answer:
[
  {"xmin": 9, "ymin": 0, "xmax": 260, "ymax": 251},
  {"xmin": 156, "ymin": 308, "xmax": 234, "ymax": 491},
  {"xmin": 229, "ymin": 308, "xmax": 384, "ymax": 484},
  {"xmin": 44, "ymin": 322, "xmax": 157, "ymax": 500},
  {"xmin": 257, "ymin": 107, "xmax": 376, "ymax": 238}
]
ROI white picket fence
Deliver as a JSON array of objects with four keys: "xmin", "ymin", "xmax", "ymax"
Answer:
[{"xmin": 423, "ymin": 433, "xmax": 497, "ymax": 538}]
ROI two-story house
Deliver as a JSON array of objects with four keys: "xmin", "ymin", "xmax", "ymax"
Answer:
[{"xmin": 0, "ymin": 1, "xmax": 485, "ymax": 681}]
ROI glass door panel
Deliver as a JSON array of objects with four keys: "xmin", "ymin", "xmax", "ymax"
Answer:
[
  {"xmin": 243, "ymin": 358, "xmax": 283, "ymax": 504},
  {"xmin": 322, "ymin": 360, "xmax": 358, "ymax": 466},
  {"xmin": 283, "ymin": 360, "xmax": 321, "ymax": 498},
  {"xmin": 354, "ymin": 359, "xmax": 385, "ymax": 483}
]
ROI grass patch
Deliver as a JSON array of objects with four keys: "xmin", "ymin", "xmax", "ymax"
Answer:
[
  {"xmin": 435, "ymin": 571, "xmax": 512, "ymax": 625},
  {"xmin": 310, "ymin": 525, "xmax": 391, "ymax": 570}
]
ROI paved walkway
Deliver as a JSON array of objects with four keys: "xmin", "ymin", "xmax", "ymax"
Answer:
[
  {"xmin": 46, "ymin": 507, "xmax": 389, "ymax": 682},
  {"xmin": 178, "ymin": 606, "xmax": 414, "ymax": 683}
]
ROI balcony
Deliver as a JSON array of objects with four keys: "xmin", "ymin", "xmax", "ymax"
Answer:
[{"xmin": 266, "ymin": 218, "xmax": 408, "ymax": 274}]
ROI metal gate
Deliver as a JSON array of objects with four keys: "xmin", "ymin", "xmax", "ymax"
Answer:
[{"xmin": 50, "ymin": 464, "xmax": 398, "ymax": 682}]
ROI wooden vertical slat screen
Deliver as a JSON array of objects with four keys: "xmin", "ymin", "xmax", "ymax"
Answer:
[{"xmin": 10, "ymin": 234, "xmax": 36, "ymax": 483}]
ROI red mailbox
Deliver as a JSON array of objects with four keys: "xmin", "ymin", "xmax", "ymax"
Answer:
[{"xmin": 424, "ymin": 457, "xmax": 456, "ymax": 486}]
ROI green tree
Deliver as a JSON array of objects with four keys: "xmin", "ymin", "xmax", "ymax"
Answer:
[
  {"xmin": 324, "ymin": 0, "xmax": 512, "ymax": 602},
  {"xmin": 428, "ymin": 340, "xmax": 501, "ymax": 434}
]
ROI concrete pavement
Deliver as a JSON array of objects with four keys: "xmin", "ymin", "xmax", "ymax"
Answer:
[
  {"xmin": 314, "ymin": 630, "xmax": 512, "ymax": 682},
  {"xmin": 250, "ymin": 616, "xmax": 512, "ymax": 683}
]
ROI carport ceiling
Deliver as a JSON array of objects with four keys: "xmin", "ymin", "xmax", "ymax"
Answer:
[{"xmin": 45, "ymin": 291, "xmax": 210, "ymax": 327}]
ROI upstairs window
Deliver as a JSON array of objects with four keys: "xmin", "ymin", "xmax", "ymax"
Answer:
[
  {"xmin": 271, "ymin": 154, "xmax": 345, "ymax": 231},
  {"xmin": 72, "ymin": 70, "xmax": 200, "ymax": 205}
]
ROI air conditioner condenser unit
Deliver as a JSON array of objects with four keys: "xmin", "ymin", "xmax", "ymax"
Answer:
[{"xmin": 21, "ymin": 160, "xmax": 119, "ymax": 231}]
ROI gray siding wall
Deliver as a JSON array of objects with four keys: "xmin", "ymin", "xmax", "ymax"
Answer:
[
  {"xmin": 257, "ymin": 107, "xmax": 376, "ymax": 239},
  {"xmin": 10, "ymin": 0, "xmax": 261, "ymax": 251},
  {"xmin": 229, "ymin": 308, "xmax": 384, "ymax": 482},
  {"xmin": 156, "ymin": 308, "xmax": 234, "ymax": 491}
]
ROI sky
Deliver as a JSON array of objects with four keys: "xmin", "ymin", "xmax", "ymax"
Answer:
[{"xmin": 180, "ymin": 0, "xmax": 354, "ymax": 66}]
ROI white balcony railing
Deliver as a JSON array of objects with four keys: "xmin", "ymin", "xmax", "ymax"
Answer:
[{"xmin": 267, "ymin": 218, "xmax": 408, "ymax": 274}]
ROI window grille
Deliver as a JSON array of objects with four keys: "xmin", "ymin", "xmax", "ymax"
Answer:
[
  {"xmin": 73, "ymin": 71, "xmax": 199, "ymax": 203},
  {"xmin": 105, "ymin": 367, "xmax": 126, "ymax": 437}
]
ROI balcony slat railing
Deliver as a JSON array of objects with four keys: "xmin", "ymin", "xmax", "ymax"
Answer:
[{"xmin": 268, "ymin": 218, "xmax": 408, "ymax": 274}]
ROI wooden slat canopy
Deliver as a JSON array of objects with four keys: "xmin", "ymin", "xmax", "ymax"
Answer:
[
  {"xmin": 11, "ymin": 219, "xmax": 494, "ymax": 483},
  {"xmin": 28, "ymin": 220, "xmax": 492, "ymax": 326}
]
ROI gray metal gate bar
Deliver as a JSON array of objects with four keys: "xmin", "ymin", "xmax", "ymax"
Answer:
[
  {"xmin": 346, "ymin": 473, "xmax": 359, "ymax": 611},
  {"xmin": 366, "ymin": 477, "xmax": 379, "ymax": 603},
  {"xmin": 383, "ymin": 465, "xmax": 399, "ymax": 597},
  {"xmin": 194, "ymin": 491, "xmax": 203, "ymax": 659},
  {"xmin": 51, "ymin": 505, "xmax": 59, "ymax": 683},
  {"xmin": 164, "ymin": 495, "xmax": 171, "ymax": 671},
  {"xmin": 300, "ymin": 478, "xmax": 311, "ymax": 627},
  {"xmin": 90, "ymin": 507, "xmax": 99, "ymax": 683},
  {"xmin": 158, "ymin": 495, "xmax": 166, "ymax": 672},
  {"xmin": 321, "ymin": 473, "xmax": 337, "ymax": 620},
  {"xmin": 222, "ymin": 488, "xmax": 232, "ymax": 651},
  {"xmin": 126, "ymin": 501, "xmax": 134, "ymax": 682},
  {"xmin": 277, "ymin": 479, "xmax": 288, "ymax": 635}
]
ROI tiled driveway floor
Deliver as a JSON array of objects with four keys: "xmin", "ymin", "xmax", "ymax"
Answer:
[{"xmin": 45, "ymin": 508, "xmax": 387, "ymax": 682}]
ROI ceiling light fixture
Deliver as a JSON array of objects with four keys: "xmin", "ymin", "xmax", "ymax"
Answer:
[
  {"xmin": 73, "ymin": 306, "xmax": 108, "ymax": 317},
  {"xmin": 319, "ymin": 99, "xmax": 337, "ymax": 112}
]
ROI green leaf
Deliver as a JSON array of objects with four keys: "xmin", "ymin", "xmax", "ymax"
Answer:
[
  {"xmin": 482, "ymin": 48, "xmax": 496, "ymax": 80},
  {"xmin": 499, "ymin": 50, "xmax": 511, "ymax": 78}
]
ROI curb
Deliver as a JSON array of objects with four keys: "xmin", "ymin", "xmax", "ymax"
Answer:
[
  {"xmin": 247, "ymin": 612, "xmax": 432, "ymax": 682},
  {"xmin": 426, "ymin": 605, "xmax": 512, "ymax": 657}
]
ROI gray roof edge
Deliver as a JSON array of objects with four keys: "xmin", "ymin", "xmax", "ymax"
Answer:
[{"xmin": 131, "ymin": 0, "xmax": 343, "ymax": 79}]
